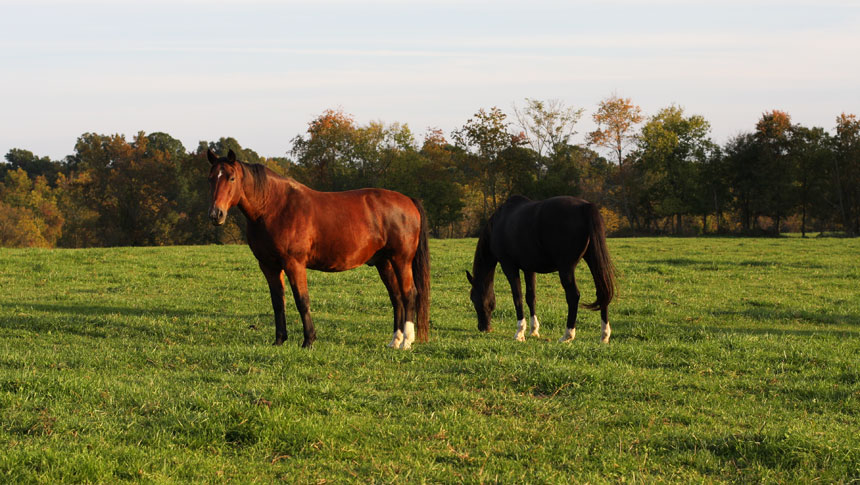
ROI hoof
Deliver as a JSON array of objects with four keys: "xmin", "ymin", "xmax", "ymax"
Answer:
[
  {"xmin": 514, "ymin": 318, "xmax": 527, "ymax": 341},
  {"xmin": 530, "ymin": 316, "xmax": 541, "ymax": 337},
  {"xmin": 558, "ymin": 328, "xmax": 576, "ymax": 343},
  {"xmin": 273, "ymin": 338, "xmax": 286, "ymax": 346},
  {"xmin": 389, "ymin": 330, "xmax": 404, "ymax": 349},
  {"xmin": 399, "ymin": 322, "xmax": 415, "ymax": 350}
]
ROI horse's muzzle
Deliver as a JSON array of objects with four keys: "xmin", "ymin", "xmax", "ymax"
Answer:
[{"xmin": 209, "ymin": 207, "xmax": 226, "ymax": 226}]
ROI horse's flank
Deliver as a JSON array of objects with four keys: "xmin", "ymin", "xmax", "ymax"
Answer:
[{"xmin": 236, "ymin": 161, "xmax": 421, "ymax": 273}]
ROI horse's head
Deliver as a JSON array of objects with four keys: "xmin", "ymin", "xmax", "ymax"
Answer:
[
  {"xmin": 466, "ymin": 270, "xmax": 495, "ymax": 332},
  {"xmin": 207, "ymin": 149, "xmax": 244, "ymax": 226}
]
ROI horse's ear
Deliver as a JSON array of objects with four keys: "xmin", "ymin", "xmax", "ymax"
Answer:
[
  {"xmin": 227, "ymin": 149, "xmax": 237, "ymax": 164},
  {"xmin": 466, "ymin": 270, "xmax": 474, "ymax": 285},
  {"xmin": 207, "ymin": 149, "xmax": 218, "ymax": 165}
]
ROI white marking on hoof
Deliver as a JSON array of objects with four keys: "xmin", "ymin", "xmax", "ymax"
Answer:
[
  {"xmin": 389, "ymin": 329, "xmax": 404, "ymax": 348},
  {"xmin": 530, "ymin": 315, "xmax": 540, "ymax": 337},
  {"xmin": 400, "ymin": 321, "xmax": 415, "ymax": 350},
  {"xmin": 559, "ymin": 327, "xmax": 576, "ymax": 343},
  {"xmin": 601, "ymin": 320, "xmax": 611, "ymax": 344},
  {"xmin": 514, "ymin": 318, "xmax": 527, "ymax": 341}
]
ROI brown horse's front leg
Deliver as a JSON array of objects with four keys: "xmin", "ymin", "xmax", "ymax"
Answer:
[
  {"xmin": 260, "ymin": 264, "xmax": 288, "ymax": 345},
  {"xmin": 285, "ymin": 263, "xmax": 316, "ymax": 348}
]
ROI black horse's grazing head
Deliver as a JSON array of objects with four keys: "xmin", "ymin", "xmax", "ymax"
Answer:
[{"xmin": 466, "ymin": 270, "xmax": 495, "ymax": 332}]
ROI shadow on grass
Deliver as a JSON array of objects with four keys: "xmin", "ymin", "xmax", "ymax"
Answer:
[
  {"xmin": 710, "ymin": 305, "xmax": 860, "ymax": 328},
  {"xmin": 701, "ymin": 325, "xmax": 859, "ymax": 340},
  {"xmin": 0, "ymin": 301, "xmax": 264, "ymax": 340},
  {"xmin": 648, "ymin": 430, "xmax": 857, "ymax": 477},
  {"xmin": 647, "ymin": 257, "xmax": 827, "ymax": 270}
]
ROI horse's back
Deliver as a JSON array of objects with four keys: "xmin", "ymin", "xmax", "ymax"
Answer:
[
  {"xmin": 491, "ymin": 195, "xmax": 593, "ymax": 272},
  {"xmin": 302, "ymin": 187, "xmax": 421, "ymax": 271}
]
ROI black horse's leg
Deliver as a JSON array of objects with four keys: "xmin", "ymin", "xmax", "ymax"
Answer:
[
  {"xmin": 524, "ymin": 271, "xmax": 540, "ymax": 337},
  {"xmin": 558, "ymin": 267, "xmax": 580, "ymax": 342},
  {"xmin": 501, "ymin": 263, "xmax": 527, "ymax": 341},
  {"xmin": 377, "ymin": 259, "xmax": 405, "ymax": 348},
  {"xmin": 260, "ymin": 264, "xmax": 288, "ymax": 345},
  {"xmin": 284, "ymin": 262, "xmax": 316, "ymax": 348}
]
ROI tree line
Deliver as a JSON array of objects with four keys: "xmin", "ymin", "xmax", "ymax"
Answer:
[{"xmin": 2, "ymin": 96, "xmax": 859, "ymax": 248}]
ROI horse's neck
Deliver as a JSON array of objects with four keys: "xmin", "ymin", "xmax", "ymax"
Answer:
[
  {"xmin": 238, "ymin": 170, "xmax": 305, "ymax": 224},
  {"xmin": 236, "ymin": 167, "xmax": 276, "ymax": 222},
  {"xmin": 473, "ymin": 230, "xmax": 498, "ymax": 286}
]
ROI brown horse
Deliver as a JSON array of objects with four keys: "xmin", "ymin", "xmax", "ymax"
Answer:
[
  {"xmin": 207, "ymin": 149, "xmax": 430, "ymax": 349},
  {"xmin": 466, "ymin": 195, "xmax": 616, "ymax": 343}
]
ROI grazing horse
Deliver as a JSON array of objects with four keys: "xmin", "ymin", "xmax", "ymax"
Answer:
[
  {"xmin": 466, "ymin": 195, "xmax": 616, "ymax": 343},
  {"xmin": 207, "ymin": 149, "xmax": 430, "ymax": 349}
]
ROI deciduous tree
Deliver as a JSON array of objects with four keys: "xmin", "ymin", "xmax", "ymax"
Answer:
[
  {"xmin": 634, "ymin": 105, "xmax": 717, "ymax": 233},
  {"xmin": 755, "ymin": 110, "xmax": 795, "ymax": 234},
  {"xmin": 833, "ymin": 113, "xmax": 860, "ymax": 235},
  {"xmin": 588, "ymin": 95, "xmax": 643, "ymax": 227},
  {"xmin": 453, "ymin": 107, "xmax": 520, "ymax": 220},
  {"xmin": 290, "ymin": 109, "xmax": 357, "ymax": 191},
  {"xmin": 512, "ymin": 98, "xmax": 584, "ymax": 176}
]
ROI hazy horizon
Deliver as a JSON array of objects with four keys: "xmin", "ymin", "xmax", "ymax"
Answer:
[{"xmin": 2, "ymin": 0, "xmax": 858, "ymax": 160}]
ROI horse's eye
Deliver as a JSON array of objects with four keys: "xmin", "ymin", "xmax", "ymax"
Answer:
[{"xmin": 229, "ymin": 176, "xmax": 236, "ymax": 182}]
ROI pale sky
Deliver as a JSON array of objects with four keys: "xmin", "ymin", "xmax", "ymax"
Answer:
[{"xmin": 2, "ymin": 0, "xmax": 859, "ymax": 160}]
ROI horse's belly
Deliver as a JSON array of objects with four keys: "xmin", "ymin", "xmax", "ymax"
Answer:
[
  {"xmin": 513, "ymin": 252, "xmax": 557, "ymax": 274},
  {"xmin": 307, "ymin": 241, "xmax": 382, "ymax": 272},
  {"xmin": 521, "ymin": 262, "xmax": 557, "ymax": 274}
]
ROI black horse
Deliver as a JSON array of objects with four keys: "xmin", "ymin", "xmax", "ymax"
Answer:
[{"xmin": 466, "ymin": 195, "xmax": 616, "ymax": 343}]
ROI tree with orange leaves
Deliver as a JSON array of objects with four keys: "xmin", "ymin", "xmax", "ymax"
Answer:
[
  {"xmin": 588, "ymin": 94, "xmax": 643, "ymax": 228},
  {"xmin": 754, "ymin": 110, "xmax": 796, "ymax": 234},
  {"xmin": 290, "ymin": 108, "xmax": 358, "ymax": 191}
]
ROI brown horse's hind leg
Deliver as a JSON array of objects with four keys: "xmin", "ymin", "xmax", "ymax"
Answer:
[
  {"xmin": 284, "ymin": 262, "xmax": 316, "ymax": 348},
  {"xmin": 260, "ymin": 264, "xmax": 288, "ymax": 346},
  {"xmin": 600, "ymin": 306, "xmax": 611, "ymax": 343},
  {"xmin": 558, "ymin": 267, "xmax": 580, "ymax": 342},
  {"xmin": 391, "ymin": 257, "xmax": 416, "ymax": 349},
  {"xmin": 376, "ymin": 260, "xmax": 405, "ymax": 348}
]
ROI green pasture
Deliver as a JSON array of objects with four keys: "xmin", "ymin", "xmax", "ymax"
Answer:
[{"xmin": 1, "ymin": 238, "xmax": 858, "ymax": 483}]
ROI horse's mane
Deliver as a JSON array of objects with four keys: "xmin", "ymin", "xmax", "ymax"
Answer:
[
  {"xmin": 240, "ymin": 161, "xmax": 283, "ymax": 196},
  {"xmin": 472, "ymin": 196, "xmax": 529, "ymax": 276},
  {"xmin": 472, "ymin": 215, "xmax": 495, "ymax": 277}
]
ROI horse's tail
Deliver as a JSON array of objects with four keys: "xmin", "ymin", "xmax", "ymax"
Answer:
[
  {"xmin": 410, "ymin": 198, "xmax": 431, "ymax": 342},
  {"xmin": 582, "ymin": 203, "xmax": 616, "ymax": 311}
]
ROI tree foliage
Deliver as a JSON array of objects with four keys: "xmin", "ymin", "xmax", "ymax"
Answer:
[
  {"xmin": 633, "ymin": 106, "xmax": 718, "ymax": 233},
  {"xmin": 588, "ymin": 95, "xmax": 644, "ymax": 227},
  {"xmin": 1, "ymin": 100, "xmax": 858, "ymax": 248}
]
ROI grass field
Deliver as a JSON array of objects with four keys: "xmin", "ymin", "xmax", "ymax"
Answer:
[{"xmin": 1, "ymin": 237, "xmax": 858, "ymax": 483}]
